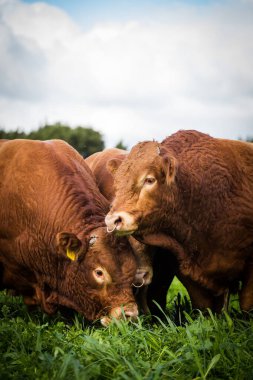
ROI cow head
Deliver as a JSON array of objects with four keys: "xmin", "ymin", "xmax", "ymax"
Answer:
[
  {"xmin": 53, "ymin": 227, "xmax": 138, "ymax": 325},
  {"xmin": 105, "ymin": 141, "xmax": 177, "ymax": 236}
]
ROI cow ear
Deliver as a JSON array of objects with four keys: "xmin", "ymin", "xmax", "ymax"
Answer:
[
  {"xmin": 56, "ymin": 232, "xmax": 85, "ymax": 261},
  {"xmin": 159, "ymin": 147, "xmax": 177, "ymax": 185},
  {"xmin": 106, "ymin": 158, "xmax": 122, "ymax": 176}
]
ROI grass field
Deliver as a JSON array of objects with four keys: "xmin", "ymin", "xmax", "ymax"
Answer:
[{"xmin": 1, "ymin": 278, "xmax": 253, "ymax": 380}]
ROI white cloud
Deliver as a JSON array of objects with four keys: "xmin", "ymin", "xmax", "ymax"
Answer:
[
  {"xmin": 0, "ymin": 0, "xmax": 253, "ymax": 147},
  {"xmin": 1, "ymin": 0, "xmax": 78, "ymax": 49}
]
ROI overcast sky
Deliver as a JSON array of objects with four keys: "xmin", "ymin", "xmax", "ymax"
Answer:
[{"xmin": 0, "ymin": 0, "xmax": 253, "ymax": 148}]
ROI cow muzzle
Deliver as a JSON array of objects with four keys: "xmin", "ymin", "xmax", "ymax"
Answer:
[
  {"xmin": 133, "ymin": 267, "xmax": 153, "ymax": 287},
  {"xmin": 100, "ymin": 302, "xmax": 139, "ymax": 326},
  {"xmin": 105, "ymin": 212, "xmax": 138, "ymax": 236}
]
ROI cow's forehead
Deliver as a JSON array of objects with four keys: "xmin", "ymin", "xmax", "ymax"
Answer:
[
  {"xmin": 84, "ymin": 245, "xmax": 136, "ymax": 283},
  {"xmin": 85, "ymin": 228, "xmax": 134, "ymax": 263},
  {"xmin": 115, "ymin": 141, "xmax": 161, "ymax": 181},
  {"xmin": 129, "ymin": 141, "xmax": 160, "ymax": 159}
]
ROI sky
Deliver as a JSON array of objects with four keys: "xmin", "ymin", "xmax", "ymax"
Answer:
[{"xmin": 0, "ymin": 0, "xmax": 253, "ymax": 148}]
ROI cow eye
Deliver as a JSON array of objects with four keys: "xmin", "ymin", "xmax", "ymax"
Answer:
[
  {"xmin": 93, "ymin": 268, "xmax": 105, "ymax": 284},
  {"xmin": 95, "ymin": 269, "xmax": 103, "ymax": 277},
  {"xmin": 93, "ymin": 267, "xmax": 112, "ymax": 285},
  {"xmin": 144, "ymin": 176, "xmax": 156, "ymax": 185}
]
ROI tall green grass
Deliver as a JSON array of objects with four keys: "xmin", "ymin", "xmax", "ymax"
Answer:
[{"xmin": 0, "ymin": 279, "xmax": 252, "ymax": 380}]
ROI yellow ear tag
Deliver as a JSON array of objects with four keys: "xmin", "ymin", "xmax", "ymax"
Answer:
[{"xmin": 67, "ymin": 248, "xmax": 76, "ymax": 261}]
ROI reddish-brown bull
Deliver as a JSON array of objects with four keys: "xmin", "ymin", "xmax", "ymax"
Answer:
[
  {"xmin": 0, "ymin": 139, "xmax": 138, "ymax": 325},
  {"xmin": 105, "ymin": 130, "xmax": 253, "ymax": 312}
]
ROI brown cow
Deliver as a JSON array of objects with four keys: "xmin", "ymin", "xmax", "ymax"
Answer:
[
  {"xmin": 0, "ymin": 139, "xmax": 138, "ymax": 325},
  {"xmin": 105, "ymin": 130, "xmax": 253, "ymax": 312},
  {"xmin": 86, "ymin": 148, "xmax": 178, "ymax": 315}
]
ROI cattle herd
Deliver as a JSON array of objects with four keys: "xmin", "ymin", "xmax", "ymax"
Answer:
[{"xmin": 0, "ymin": 130, "xmax": 253, "ymax": 326}]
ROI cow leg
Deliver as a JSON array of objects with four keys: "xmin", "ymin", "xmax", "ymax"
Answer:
[
  {"xmin": 179, "ymin": 275, "xmax": 224, "ymax": 313},
  {"xmin": 147, "ymin": 248, "xmax": 177, "ymax": 317},
  {"xmin": 212, "ymin": 293, "xmax": 227, "ymax": 313},
  {"xmin": 240, "ymin": 260, "xmax": 253, "ymax": 311}
]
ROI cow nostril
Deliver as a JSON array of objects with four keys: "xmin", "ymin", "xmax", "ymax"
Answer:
[
  {"xmin": 143, "ymin": 271, "xmax": 148, "ymax": 279},
  {"xmin": 114, "ymin": 216, "xmax": 122, "ymax": 226},
  {"xmin": 106, "ymin": 216, "xmax": 123, "ymax": 233}
]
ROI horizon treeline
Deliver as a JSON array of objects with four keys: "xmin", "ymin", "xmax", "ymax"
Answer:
[{"xmin": 0, "ymin": 122, "xmax": 127, "ymax": 157}]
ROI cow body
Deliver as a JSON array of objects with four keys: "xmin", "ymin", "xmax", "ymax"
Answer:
[
  {"xmin": 105, "ymin": 130, "xmax": 253, "ymax": 311},
  {"xmin": 0, "ymin": 139, "xmax": 138, "ymax": 325}
]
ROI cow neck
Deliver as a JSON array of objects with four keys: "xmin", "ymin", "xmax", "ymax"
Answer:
[
  {"xmin": 56, "ymin": 177, "xmax": 109, "ymax": 237},
  {"xmin": 39, "ymin": 190, "xmax": 108, "ymax": 241}
]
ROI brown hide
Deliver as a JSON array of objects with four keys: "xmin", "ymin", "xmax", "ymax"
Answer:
[
  {"xmin": 86, "ymin": 148, "xmax": 178, "ymax": 316},
  {"xmin": 0, "ymin": 139, "xmax": 138, "ymax": 324},
  {"xmin": 105, "ymin": 130, "xmax": 253, "ymax": 312},
  {"xmin": 86, "ymin": 148, "xmax": 128, "ymax": 202}
]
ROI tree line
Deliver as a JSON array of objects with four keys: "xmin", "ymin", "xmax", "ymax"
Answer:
[{"xmin": 0, "ymin": 122, "xmax": 127, "ymax": 157}]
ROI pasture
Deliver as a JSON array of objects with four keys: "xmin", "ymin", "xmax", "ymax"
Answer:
[{"xmin": 1, "ymin": 279, "xmax": 252, "ymax": 380}]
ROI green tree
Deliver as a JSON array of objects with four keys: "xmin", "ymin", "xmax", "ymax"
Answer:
[
  {"xmin": 67, "ymin": 126, "xmax": 105, "ymax": 157},
  {"xmin": 115, "ymin": 140, "xmax": 127, "ymax": 150},
  {"xmin": 0, "ymin": 123, "xmax": 105, "ymax": 157},
  {"xmin": 0, "ymin": 129, "xmax": 26, "ymax": 139}
]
